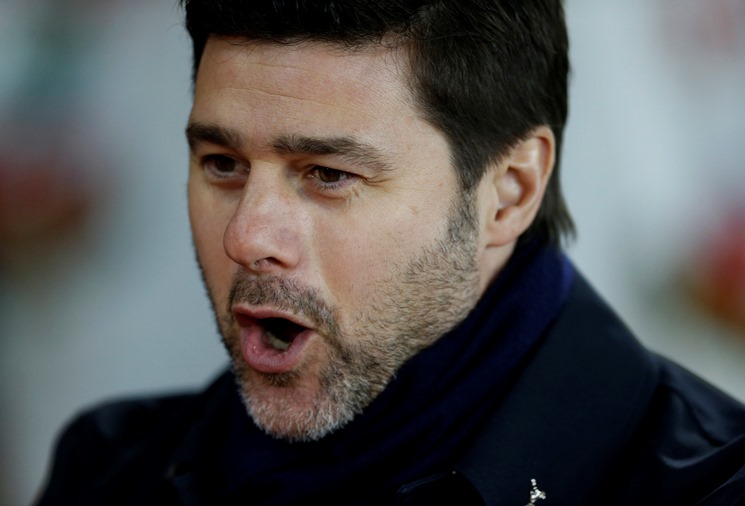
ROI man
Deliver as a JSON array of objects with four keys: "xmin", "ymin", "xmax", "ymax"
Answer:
[{"xmin": 37, "ymin": 1, "xmax": 745, "ymax": 504}]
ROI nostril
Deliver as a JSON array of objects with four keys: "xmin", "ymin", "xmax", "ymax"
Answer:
[
  {"xmin": 222, "ymin": 197, "xmax": 303, "ymax": 272},
  {"xmin": 216, "ymin": 160, "xmax": 308, "ymax": 270},
  {"xmin": 253, "ymin": 258, "xmax": 280, "ymax": 271},
  {"xmin": 223, "ymin": 223, "xmax": 284, "ymax": 272}
]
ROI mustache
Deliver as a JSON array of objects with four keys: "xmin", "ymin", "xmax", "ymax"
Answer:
[{"xmin": 227, "ymin": 274, "xmax": 338, "ymax": 334}]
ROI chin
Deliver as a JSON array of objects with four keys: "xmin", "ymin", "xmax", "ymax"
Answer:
[{"xmin": 235, "ymin": 365, "xmax": 358, "ymax": 442}]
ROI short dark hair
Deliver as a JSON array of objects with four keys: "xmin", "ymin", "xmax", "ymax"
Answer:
[{"xmin": 181, "ymin": 0, "xmax": 574, "ymax": 245}]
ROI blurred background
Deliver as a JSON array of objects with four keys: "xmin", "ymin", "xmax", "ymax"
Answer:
[{"xmin": 1, "ymin": 0, "xmax": 744, "ymax": 504}]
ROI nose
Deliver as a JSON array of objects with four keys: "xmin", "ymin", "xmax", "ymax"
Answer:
[{"xmin": 223, "ymin": 171, "xmax": 304, "ymax": 274}]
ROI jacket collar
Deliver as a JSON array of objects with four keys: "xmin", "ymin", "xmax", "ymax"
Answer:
[{"xmin": 454, "ymin": 273, "xmax": 660, "ymax": 505}]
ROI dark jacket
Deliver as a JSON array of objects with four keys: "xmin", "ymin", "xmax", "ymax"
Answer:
[{"xmin": 36, "ymin": 275, "xmax": 745, "ymax": 505}]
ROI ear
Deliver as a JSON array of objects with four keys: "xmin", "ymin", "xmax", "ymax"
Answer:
[{"xmin": 482, "ymin": 126, "xmax": 555, "ymax": 247}]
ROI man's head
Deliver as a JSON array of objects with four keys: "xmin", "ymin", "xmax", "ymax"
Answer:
[
  {"xmin": 182, "ymin": 0, "xmax": 572, "ymax": 441},
  {"xmin": 183, "ymin": 0, "xmax": 573, "ymax": 245}
]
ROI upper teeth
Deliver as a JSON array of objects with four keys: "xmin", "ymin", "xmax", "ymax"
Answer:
[{"xmin": 267, "ymin": 330, "xmax": 291, "ymax": 351}]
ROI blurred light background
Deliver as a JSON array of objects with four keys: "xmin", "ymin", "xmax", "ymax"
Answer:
[{"xmin": 1, "ymin": 0, "xmax": 744, "ymax": 504}]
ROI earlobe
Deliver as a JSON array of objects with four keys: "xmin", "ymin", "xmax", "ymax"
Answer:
[{"xmin": 485, "ymin": 126, "xmax": 555, "ymax": 247}]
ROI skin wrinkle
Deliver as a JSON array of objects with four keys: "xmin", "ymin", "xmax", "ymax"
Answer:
[
  {"xmin": 222, "ymin": 85, "xmax": 363, "ymax": 112},
  {"xmin": 222, "ymin": 61, "xmax": 397, "ymax": 103},
  {"xmin": 212, "ymin": 40, "xmax": 413, "ymax": 124},
  {"xmin": 202, "ymin": 72, "xmax": 411, "ymax": 148}
]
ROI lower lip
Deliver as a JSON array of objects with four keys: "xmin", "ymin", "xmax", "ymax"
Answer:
[{"xmin": 239, "ymin": 324, "xmax": 313, "ymax": 374}]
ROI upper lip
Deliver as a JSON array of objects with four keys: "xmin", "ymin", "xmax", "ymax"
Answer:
[{"xmin": 230, "ymin": 305, "xmax": 315, "ymax": 330}]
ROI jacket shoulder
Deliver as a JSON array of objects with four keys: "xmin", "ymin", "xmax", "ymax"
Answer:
[
  {"xmin": 36, "ymin": 393, "xmax": 193, "ymax": 505},
  {"xmin": 617, "ymin": 357, "xmax": 745, "ymax": 505},
  {"xmin": 79, "ymin": 393, "xmax": 195, "ymax": 447},
  {"xmin": 35, "ymin": 372, "xmax": 234, "ymax": 506}
]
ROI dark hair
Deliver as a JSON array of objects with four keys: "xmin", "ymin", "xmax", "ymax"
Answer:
[{"xmin": 181, "ymin": 0, "xmax": 574, "ymax": 245}]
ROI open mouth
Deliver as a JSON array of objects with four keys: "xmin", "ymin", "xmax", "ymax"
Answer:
[
  {"xmin": 235, "ymin": 310, "xmax": 315, "ymax": 374},
  {"xmin": 261, "ymin": 317, "xmax": 308, "ymax": 352}
]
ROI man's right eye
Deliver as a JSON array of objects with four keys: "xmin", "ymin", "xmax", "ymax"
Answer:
[{"xmin": 203, "ymin": 155, "xmax": 238, "ymax": 175}]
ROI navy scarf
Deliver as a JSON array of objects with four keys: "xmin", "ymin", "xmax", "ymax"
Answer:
[{"xmin": 216, "ymin": 240, "xmax": 573, "ymax": 504}]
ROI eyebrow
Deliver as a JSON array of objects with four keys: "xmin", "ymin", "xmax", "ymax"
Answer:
[
  {"xmin": 186, "ymin": 122, "xmax": 244, "ymax": 151},
  {"xmin": 272, "ymin": 134, "xmax": 393, "ymax": 174},
  {"xmin": 186, "ymin": 122, "xmax": 393, "ymax": 174}
]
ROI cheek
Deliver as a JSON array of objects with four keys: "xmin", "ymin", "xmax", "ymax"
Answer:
[
  {"xmin": 314, "ymin": 207, "xmax": 427, "ymax": 304},
  {"xmin": 189, "ymin": 186, "xmax": 235, "ymax": 301}
]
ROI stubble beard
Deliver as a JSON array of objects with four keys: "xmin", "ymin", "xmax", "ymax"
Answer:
[{"xmin": 202, "ymin": 194, "xmax": 481, "ymax": 442}]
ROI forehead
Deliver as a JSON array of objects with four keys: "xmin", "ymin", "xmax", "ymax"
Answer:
[
  {"xmin": 192, "ymin": 37, "xmax": 419, "ymax": 135},
  {"xmin": 201, "ymin": 37, "xmax": 409, "ymax": 92}
]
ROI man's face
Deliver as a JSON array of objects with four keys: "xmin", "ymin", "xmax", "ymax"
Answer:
[{"xmin": 187, "ymin": 38, "xmax": 494, "ymax": 441}]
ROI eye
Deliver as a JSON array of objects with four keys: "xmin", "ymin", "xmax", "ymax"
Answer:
[
  {"xmin": 315, "ymin": 166, "xmax": 347, "ymax": 184},
  {"xmin": 203, "ymin": 155, "xmax": 238, "ymax": 174},
  {"xmin": 306, "ymin": 166, "xmax": 356, "ymax": 193},
  {"xmin": 306, "ymin": 165, "xmax": 363, "ymax": 196},
  {"xmin": 200, "ymin": 155, "xmax": 251, "ymax": 187}
]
